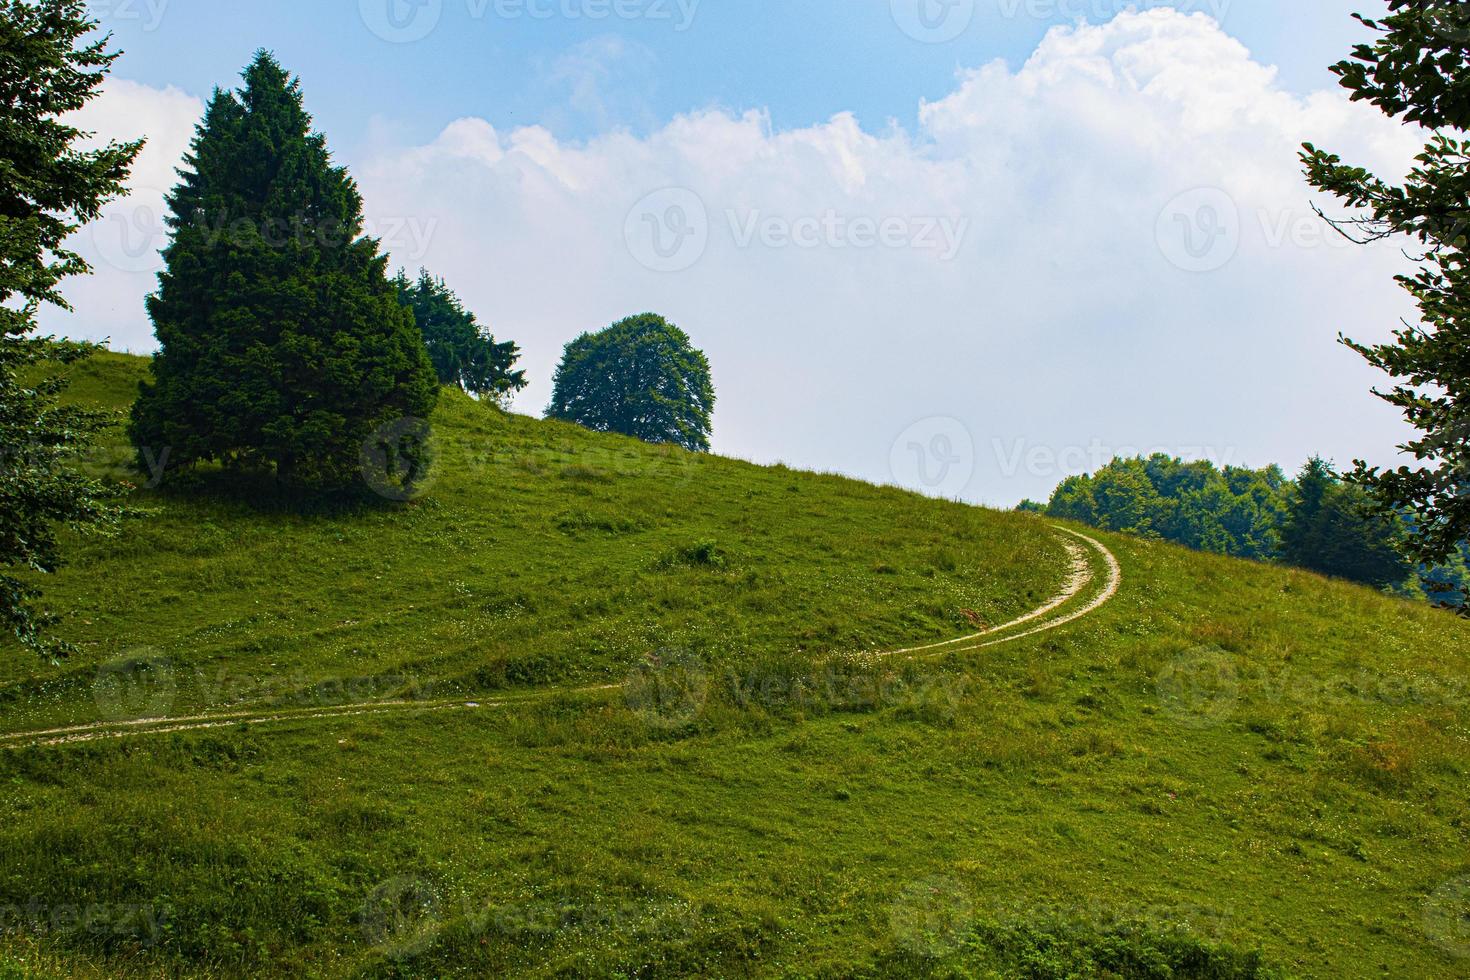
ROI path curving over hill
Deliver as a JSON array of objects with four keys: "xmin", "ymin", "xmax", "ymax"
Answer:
[{"xmin": 0, "ymin": 525, "xmax": 1121, "ymax": 748}]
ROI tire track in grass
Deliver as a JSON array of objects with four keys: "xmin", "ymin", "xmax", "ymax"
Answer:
[{"xmin": 0, "ymin": 526, "xmax": 1120, "ymax": 748}]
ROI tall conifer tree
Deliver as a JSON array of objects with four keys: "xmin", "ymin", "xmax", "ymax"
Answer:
[
  {"xmin": 394, "ymin": 270, "xmax": 526, "ymax": 405},
  {"xmin": 130, "ymin": 52, "xmax": 437, "ymax": 493}
]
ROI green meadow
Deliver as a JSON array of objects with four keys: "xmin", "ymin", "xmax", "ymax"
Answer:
[{"xmin": 2, "ymin": 353, "xmax": 1469, "ymax": 978}]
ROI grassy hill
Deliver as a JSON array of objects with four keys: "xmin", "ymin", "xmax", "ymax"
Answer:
[{"xmin": 1, "ymin": 352, "xmax": 1469, "ymax": 978}]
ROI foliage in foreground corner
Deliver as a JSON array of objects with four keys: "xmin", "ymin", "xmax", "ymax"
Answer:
[
  {"xmin": 0, "ymin": 0, "xmax": 140, "ymax": 657},
  {"xmin": 1301, "ymin": 0, "xmax": 1470, "ymax": 588}
]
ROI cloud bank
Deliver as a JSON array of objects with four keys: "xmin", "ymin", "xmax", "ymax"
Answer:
[{"xmin": 50, "ymin": 10, "xmax": 1423, "ymax": 504}]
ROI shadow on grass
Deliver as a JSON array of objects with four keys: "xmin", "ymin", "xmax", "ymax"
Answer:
[{"xmin": 135, "ymin": 464, "xmax": 425, "ymax": 520}]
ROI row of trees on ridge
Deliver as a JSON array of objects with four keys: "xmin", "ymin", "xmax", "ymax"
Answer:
[
  {"xmin": 127, "ymin": 50, "xmax": 714, "ymax": 495},
  {"xmin": 1, "ymin": 0, "xmax": 1467, "ymax": 656},
  {"xmin": 1027, "ymin": 455, "xmax": 1467, "ymax": 600},
  {"xmin": 0, "ymin": 7, "xmax": 716, "ymax": 654}
]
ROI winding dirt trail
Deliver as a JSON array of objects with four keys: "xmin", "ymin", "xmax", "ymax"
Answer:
[{"xmin": 0, "ymin": 525, "xmax": 1121, "ymax": 749}]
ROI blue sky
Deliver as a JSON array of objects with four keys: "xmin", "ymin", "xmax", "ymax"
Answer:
[
  {"xmin": 98, "ymin": 1, "xmax": 1374, "ymax": 150},
  {"xmin": 67, "ymin": 1, "xmax": 1418, "ymax": 506}
]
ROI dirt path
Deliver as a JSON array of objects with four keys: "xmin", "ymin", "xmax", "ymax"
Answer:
[
  {"xmin": 0, "ymin": 525, "xmax": 1121, "ymax": 749},
  {"xmin": 915, "ymin": 526, "xmax": 1123, "ymax": 657}
]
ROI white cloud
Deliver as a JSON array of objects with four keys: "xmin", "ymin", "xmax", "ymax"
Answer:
[
  {"xmin": 51, "ymin": 11, "xmax": 1426, "ymax": 503},
  {"xmin": 40, "ymin": 79, "xmax": 203, "ymax": 352},
  {"xmin": 539, "ymin": 35, "xmax": 659, "ymax": 135}
]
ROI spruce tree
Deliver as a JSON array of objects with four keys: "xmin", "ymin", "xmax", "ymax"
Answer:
[
  {"xmin": 130, "ymin": 52, "xmax": 438, "ymax": 494},
  {"xmin": 394, "ymin": 270, "xmax": 526, "ymax": 405},
  {"xmin": 0, "ymin": 0, "xmax": 140, "ymax": 657},
  {"xmin": 1283, "ymin": 458, "xmax": 1413, "ymax": 589},
  {"xmin": 1280, "ymin": 457, "xmax": 1334, "ymax": 568}
]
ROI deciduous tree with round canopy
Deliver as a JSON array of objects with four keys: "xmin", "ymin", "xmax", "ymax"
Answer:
[{"xmin": 547, "ymin": 314, "xmax": 714, "ymax": 452}]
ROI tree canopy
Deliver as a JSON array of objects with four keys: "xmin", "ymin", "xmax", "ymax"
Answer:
[
  {"xmin": 1280, "ymin": 458, "xmax": 1414, "ymax": 590},
  {"xmin": 1302, "ymin": 0, "xmax": 1470, "ymax": 570},
  {"xmin": 0, "ymin": 0, "xmax": 140, "ymax": 656},
  {"xmin": 1048, "ymin": 456, "xmax": 1288, "ymax": 562},
  {"xmin": 547, "ymin": 313, "xmax": 715, "ymax": 453},
  {"xmin": 1043, "ymin": 455, "xmax": 1417, "ymax": 591},
  {"xmin": 129, "ymin": 52, "xmax": 438, "ymax": 495},
  {"xmin": 394, "ymin": 269, "xmax": 526, "ymax": 405}
]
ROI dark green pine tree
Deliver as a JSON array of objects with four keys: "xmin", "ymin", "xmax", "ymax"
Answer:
[
  {"xmin": 547, "ymin": 313, "xmax": 715, "ymax": 453},
  {"xmin": 1315, "ymin": 483, "xmax": 1414, "ymax": 590},
  {"xmin": 1283, "ymin": 458, "xmax": 1413, "ymax": 590},
  {"xmin": 1280, "ymin": 457, "xmax": 1334, "ymax": 569},
  {"xmin": 130, "ymin": 52, "xmax": 438, "ymax": 494},
  {"xmin": 394, "ymin": 270, "xmax": 527, "ymax": 405},
  {"xmin": 0, "ymin": 0, "xmax": 141, "ymax": 657}
]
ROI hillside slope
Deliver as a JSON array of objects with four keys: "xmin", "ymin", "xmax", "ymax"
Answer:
[
  {"xmin": 0, "ymin": 354, "xmax": 1068, "ymax": 732},
  {"xmin": 1, "ymin": 353, "xmax": 1468, "ymax": 978}
]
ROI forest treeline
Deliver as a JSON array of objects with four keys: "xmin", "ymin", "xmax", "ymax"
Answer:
[{"xmin": 1023, "ymin": 455, "xmax": 1469, "ymax": 603}]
